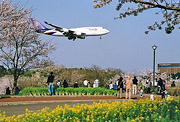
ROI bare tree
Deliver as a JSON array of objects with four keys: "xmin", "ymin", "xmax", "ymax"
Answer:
[
  {"xmin": 0, "ymin": 0, "xmax": 56, "ymax": 94},
  {"xmin": 70, "ymin": 70, "xmax": 85, "ymax": 86},
  {"xmin": 93, "ymin": 0, "xmax": 180, "ymax": 34}
]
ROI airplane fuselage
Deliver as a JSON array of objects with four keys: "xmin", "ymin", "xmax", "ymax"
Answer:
[
  {"xmin": 44, "ymin": 27, "xmax": 109, "ymax": 37},
  {"xmin": 31, "ymin": 18, "xmax": 109, "ymax": 40}
]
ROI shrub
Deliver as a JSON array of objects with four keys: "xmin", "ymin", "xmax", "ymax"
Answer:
[
  {"xmin": 167, "ymin": 87, "xmax": 180, "ymax": 96},
  {"xmin": 19, "ymin": 87, "xmax": 117, "ymax": 96}
]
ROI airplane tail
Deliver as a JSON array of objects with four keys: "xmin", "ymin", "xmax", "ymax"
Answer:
[{"xmin": 31, "ymin": 18, "xmax": 49, "ymax": 32}]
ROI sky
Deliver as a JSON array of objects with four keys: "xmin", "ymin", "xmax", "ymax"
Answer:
[{"xmin": 15, "ymin": 0, "xmax": 180, "ymax": 73}]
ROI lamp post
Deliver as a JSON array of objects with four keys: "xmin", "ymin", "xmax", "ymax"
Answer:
[{"xmin": 152, "ymin": 44, "xmax": 157, "ymax": 92}]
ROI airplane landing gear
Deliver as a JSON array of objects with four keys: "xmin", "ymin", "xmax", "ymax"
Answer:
[
  {"xmin": 100, "ymin": 36, "xmax": 102, "ymax": 39},
  {"xmin": 68, "ymin": 36, "xmax": 76, "ymax": 41},
  {"xmin": 73, "ymin": 37, "xmax": 76, "ymax": 41}
]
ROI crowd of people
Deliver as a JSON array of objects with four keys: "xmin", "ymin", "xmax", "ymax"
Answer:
[
  {"xmin": 2, "ymin": 71, "xmax": 177, "ymax": 97},
  {"xmin": 46, "ymin": 72, "xmax": 100, "ymax": 95},
  {"xmin": 46, "ymin": 72, "xmax": 176, "ymax": 98},
  {"xmin": 109, "ymin": 76, "xmax": 177, "ymax": 99}
]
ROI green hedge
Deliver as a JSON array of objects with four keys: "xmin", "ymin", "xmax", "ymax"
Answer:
[{"xmin": 18, "ymin": 87, "xmax": 117, "ymax": 96}]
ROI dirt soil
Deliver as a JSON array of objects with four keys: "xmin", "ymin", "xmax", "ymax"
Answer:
[{"xmin": 0, "ymin": 95, "xmax": 150, "ymax": 103}]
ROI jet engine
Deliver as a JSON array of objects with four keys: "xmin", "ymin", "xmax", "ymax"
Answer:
[
  {"xmin": 77, "ymin": 36, "xmax": 85, "ymax": 39},
  {"xmin": 76, "ymin": 32, "xmax": 86, "ymax": 39}
]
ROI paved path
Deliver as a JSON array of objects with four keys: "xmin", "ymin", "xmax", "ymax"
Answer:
[
  {"xmin": 0, "ymin": 94, "xmax": 154, "ymax": 116},
  {"xmin": 0, "ymin": 96, "xmax": 118, "ymax": 104},
  {"xmin": 0, "ymin": 100, "xmax": 103, "ymax": 116}
]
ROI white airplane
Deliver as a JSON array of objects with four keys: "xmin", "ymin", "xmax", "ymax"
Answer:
[{"xmin": 31, "ymin": 18, "xmax": 109, "ymax": 41}]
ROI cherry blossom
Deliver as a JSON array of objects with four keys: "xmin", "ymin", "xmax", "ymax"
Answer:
[
  {"xmin": 93, "ymin": 0, "xmax": 180, "ymax": 34},
  {"xmin": 0, "ymin": 0, "xmax": 56, "ymax": 94}
]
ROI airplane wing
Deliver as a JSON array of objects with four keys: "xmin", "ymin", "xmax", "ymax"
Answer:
[
  {"xmin": 44, "ymin": 21, "xmax": 64, "ymax": 32},
  {"xmin": 44, "ymin": 21, "xmax": 86, "ymax": 40}
]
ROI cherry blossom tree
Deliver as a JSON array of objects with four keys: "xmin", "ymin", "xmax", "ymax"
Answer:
[
  {"xmin": 139, "ymin": 67, "xmax": 169, "ymax": 81},
  {"xmin": 139, "ymin": 67, "xmax": 153, "ymax": 79},
  {"xmin": 93, "ymin": 0, "xmax": 180, "ymax": 34},
  {"xmin": 0, "ymin": 77, "xmax": 13, "ymax": 95},
  {"xmin": 0, "ymin": 0, "xmax": 56, "ymax": 94}
]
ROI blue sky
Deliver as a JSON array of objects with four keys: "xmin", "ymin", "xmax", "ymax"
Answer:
[{"xmin": 16, "ymin": 0, "xmax": 180, "ymax": 73}]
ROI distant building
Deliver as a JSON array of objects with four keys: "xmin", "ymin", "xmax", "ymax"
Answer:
[{"xmin": 158, "ymin": 63, "xmax": 180, "ymax": 75}]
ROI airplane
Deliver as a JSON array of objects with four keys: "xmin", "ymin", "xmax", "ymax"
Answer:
[{"xmin": 31, "ymin": 18, "xmax": 109, "ymax": 41}]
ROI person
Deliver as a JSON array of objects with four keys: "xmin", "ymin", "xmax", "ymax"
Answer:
[
  {"xmin": 74, "ymin": 82, "xmax": 79, "ymax": 88},
  {"xmin": 83, "ymin": 79, "xmax": 88, "ymax": 88},
  {"xmin": 57, "ymin": 80, "xmax": 61, "ymax": 87},
  {"xmin": 94, "ymin": 79, "xmax": 99, "ymax": 87},
  {"xmin": 15, "ymin": 87, "xmax": 20, "ymax": 95},
  {"xmin": 93, "ymin": 83, "xmax": 96, "ymax": 88},
  {"xmin": 132, "ymin": 76, "xmax": 138, "ymax": 94},
  {"xmin": 113, "ymin": 82, "xmax": 117, "ymax": 90},
  {"xmin": 138, "ymin": 80, "xmax": 143, "ymax": 93},
  {"xmin": 171, "ymin": 81, "xmax": 176, "ymax": 87},
  {"xmin": 117, "ymin": 76, "xmax": 123, "ymax": 98},
  {"xmin": 146, "ymin": 77, "xmax": 151, "ymax": 93},
  {"xmin": 126, "ymin": 76, "xmax": 133, "ymax": 99},
  {"xmin": 123, "ymin": 81, "xmax": 126, "ymax": 92},
  {"xmin": 161, "ymin": 80, "xmax": 166, "ymax": 99},
  {"xmin": 139, "ymin": 86, "xmax": 143, "ymax": 97},
  {"xmin": 6, "ymin": 87, "xmax": 11, "ymax": 95},
  {"xmin": 109, "ymin": 82, "xmax": 113, "ymax": 89},
  {"xmin": 157, "ymin": 78, "xmax": 163, "ymax": 94},
  {"xmin": 47, "ymin": 72, "xmax": 55, "ymax": 96},
  {"xmin": 88, "ymin": 81, "xmax": 91, "ymax": 88},
  {"xmin": 63, "ymin": 80, "xmax": 68, "ymax": 88},
  {"xmin": 154, "ymin": 78, "xmax": 158, "ymax": 87}
]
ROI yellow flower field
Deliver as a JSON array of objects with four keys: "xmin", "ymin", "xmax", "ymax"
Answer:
[{"xmin": 0, "ymin": 97, "xmax": 180, "ymax": 122}]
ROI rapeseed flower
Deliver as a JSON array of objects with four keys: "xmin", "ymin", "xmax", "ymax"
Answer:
[{"xmin": 0, "ymin": 97, "xmax": 180, "ymax": 121}]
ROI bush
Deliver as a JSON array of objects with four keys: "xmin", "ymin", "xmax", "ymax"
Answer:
[
  {"xmin": 18, "ymin": 87, "xmax": 117, "ymax": 96},
  {"xmin": 167, "ymin": 87, "xmax": 180, "ymax": 96}
]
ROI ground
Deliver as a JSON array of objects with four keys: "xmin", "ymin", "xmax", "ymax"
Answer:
[
  {"xmin": 0, "ymin": 95, "xmax": 150, "ymax": 103},
  {"xmin": 0, "ymin": 94, "xmax": 159, "ymax": 116}
]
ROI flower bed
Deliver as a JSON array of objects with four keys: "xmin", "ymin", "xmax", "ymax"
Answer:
[
  {"xmin": 18, "ymin": 87, "xmax": 117, "ymax": 96},
  {"xmin": 0, "ymin": 97, "xmax": 180, "ymax": 121}
]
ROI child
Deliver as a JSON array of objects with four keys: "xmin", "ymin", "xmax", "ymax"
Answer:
[{"xmin": 139, "ymin": 86, "xmax": 143, "ymax": 97}]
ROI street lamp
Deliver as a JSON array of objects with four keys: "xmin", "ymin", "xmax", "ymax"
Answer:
[{"xmin": 152, "ymin": 44, "xmax": 157, "ymax": 92}]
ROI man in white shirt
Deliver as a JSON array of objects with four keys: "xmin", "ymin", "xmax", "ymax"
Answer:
[
  {"xmin": 57, "ymin": 80, "xmax": 61, "ymax": 87},
  {"xmin": 83, "ymin": 79, "xmax": 88, "ymax": 87},
  {"xmin": 94, "ymin": 79, "xmax": 99, "ymax": 87},
  {"xmin": 109, "ymin": 82, "xmax": 113, "ymax": 89}
]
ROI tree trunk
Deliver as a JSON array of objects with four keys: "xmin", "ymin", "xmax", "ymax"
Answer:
[{"xmin": 12, "ymin": 77, "xmax": 18, "ymax": 95}]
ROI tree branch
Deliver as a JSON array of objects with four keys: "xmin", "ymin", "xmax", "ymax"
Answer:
[{"xmin": 132, "ymin": 0, "xmax": 180, "ymax": 11}]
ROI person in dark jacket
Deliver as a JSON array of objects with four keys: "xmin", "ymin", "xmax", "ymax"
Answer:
[
  {"xmin": 63, "ymin": 80, "xmax": 68, "ymax": 88},
  {"xmin": 132, "ymin": 76, "xmax": 138, "ymax": 94},
  {"xmin": 157, "ymin": 78, "xmax": 163, "ymax": 94},
  {"xmin": 117, "ymin": 76, "xmax": 123, "ymax": 98},
  {"xmin": 74, "ymin": 82, "xmax": 79, "ymax": 88},
  {"xmin": 6, "ymin": 87, "xmax": 11, "ymax": 95},
  {"xmin": 171, "ymin": 81, "xmax": 176, "ymax": 87},
  {"xmin": 161, "ymin": 80, "xmax": 166, "ymax": 99},
  {"xmin": 47, "ymin": 72, "xmax": 55, "ymax": 96}
]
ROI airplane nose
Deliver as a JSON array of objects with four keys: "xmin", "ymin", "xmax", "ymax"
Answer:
[{"xmin": 105, "ymin": 29, "xmax": 109, "ymax": 34}]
